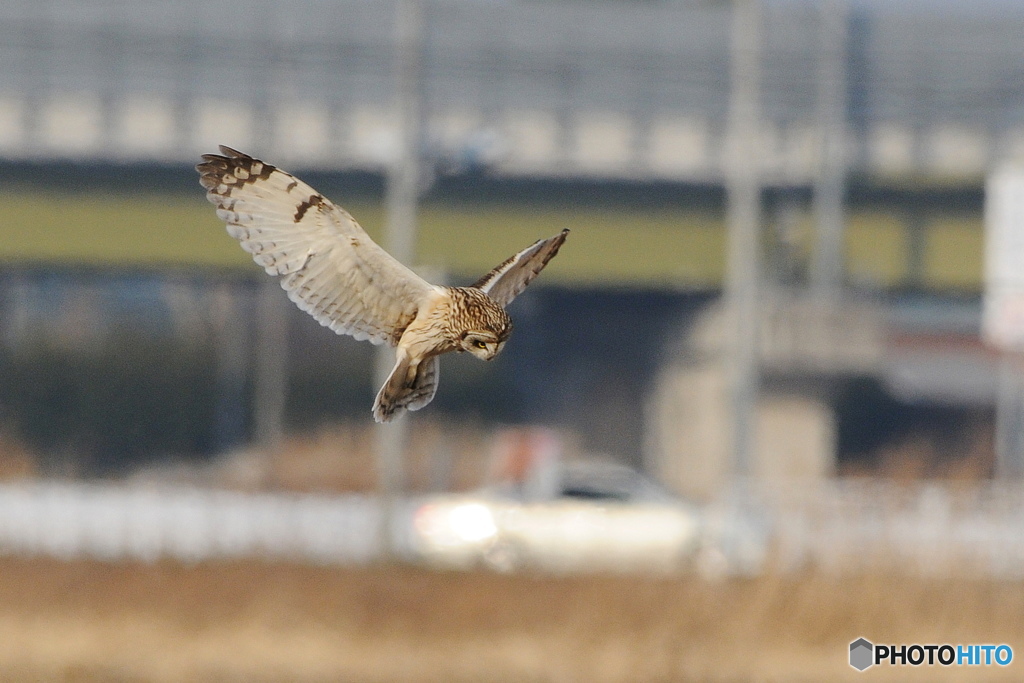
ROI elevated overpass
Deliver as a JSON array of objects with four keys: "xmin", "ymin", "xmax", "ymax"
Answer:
[{"xmin": 0, "ymin": 0, "xmax": 1023, "ymax": 185}]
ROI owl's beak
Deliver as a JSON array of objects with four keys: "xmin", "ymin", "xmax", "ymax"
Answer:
[{"xmin": 485, "ymin": 342, "xmax": 504, "ymax": 360}]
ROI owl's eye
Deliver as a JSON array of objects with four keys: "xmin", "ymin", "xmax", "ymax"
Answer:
[{"xmin": 473, "ymin": 340, "xmax": 487, "ymax": 349}]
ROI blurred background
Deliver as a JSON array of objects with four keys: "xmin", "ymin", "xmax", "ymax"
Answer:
[{"xmin": 1, "ymin": 0, "xmax": 1024, "ymax": 680}]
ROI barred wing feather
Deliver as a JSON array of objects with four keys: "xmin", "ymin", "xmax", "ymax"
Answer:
[
  {"xmin": 197, "ymin": 146, "xmax": 433, "ymax": 346},
  {"xmin": 473, "ymin": 229, "xmax": 568, "ymax": 307}
]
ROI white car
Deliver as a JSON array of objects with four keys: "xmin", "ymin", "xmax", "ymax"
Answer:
[{"xmin": 406, "ymin": 461, "xmax": 703, "ymax": 574}]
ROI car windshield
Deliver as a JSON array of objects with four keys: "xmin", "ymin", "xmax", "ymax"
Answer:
[
  {"xmin": 482, "ymin": 461, "xmax": 684, "ymax": 505},
  {"xmin": 559, "ymin": 485, "xmax": 631, "ymax": 502}
]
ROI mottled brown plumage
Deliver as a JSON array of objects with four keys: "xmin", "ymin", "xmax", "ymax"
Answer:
[
  {"xmin": 445, "ymin": 287, "xmax": 512, "ymax": 343},
  {"xmin": 197, "ymin": 146, "xmax": 567, "ymax": 422}
]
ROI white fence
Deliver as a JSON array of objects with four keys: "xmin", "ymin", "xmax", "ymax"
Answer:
[
  {"xmin": 0, "ymin": 482, "xmax": 384, "ymax": 565},
  {"xmin": 5, "ymin": 479, "xmax": 1024, "ymax": 577},
  {"xmin": 750, "ymin": 480, "xmax": 1024, "ymax": 579}
]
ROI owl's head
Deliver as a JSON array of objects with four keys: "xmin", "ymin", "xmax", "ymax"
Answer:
[
  {"xmin": 451, "ymin": 286, "xmax": 513, "ymax": 360},
  {"xmin": 460, "ymin": 330, "xmax": 507, "ymax": 360}
]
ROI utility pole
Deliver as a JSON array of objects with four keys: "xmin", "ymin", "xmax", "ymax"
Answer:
[
  {"xmin": 984, "ymin": 166, "xmax": 1024, "ymax": 478},
  {"xmin": 385, "ymin": 0, "xmax": 424, "ymax": 271},
  {"xmin": 810, "ymin": 0, "xmax": 849, "ymax": 295},
  {"xmin": 723, "ymin": 0, "xmax": 763, "ymax": 480},
  {"xmin": 252, "ymin": 277, "xmax": 288, "ymax": 451},
  {"xmin": 996, "ymin": 355, "xmax": 1024, "ymax": 478},
  {"xmin": 375, "ymin": 0, "xmax": 424, "ymax": 559}
]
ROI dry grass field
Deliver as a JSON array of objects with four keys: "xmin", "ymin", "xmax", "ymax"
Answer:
[{"xmin": 0, "ymin": 558, "xmax": 1020, "ymax": 682}]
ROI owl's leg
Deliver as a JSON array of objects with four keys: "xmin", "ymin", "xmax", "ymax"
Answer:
[
  {"xmin": 373, "ymin": 349, "xmax": 419, "ymax": 423},
  {"xmin": 404, "ymin": 355, "xmax": 440, "ymax": 412},
  {"xmin": 373, "ymin": 352, "xmax": 442, "ymax": 423}
]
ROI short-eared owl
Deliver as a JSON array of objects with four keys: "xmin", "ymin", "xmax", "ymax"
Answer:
[{"xmin": 197, "ymin": 146, "xmax": 567, "ymax": 422}]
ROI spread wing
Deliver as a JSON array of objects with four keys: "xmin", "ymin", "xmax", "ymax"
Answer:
[
  {"xmin": 197, "ymin": 146, "xmax": 434, "ymax": 346},
  {"xmin": 473, "ymin": 229, "xmax": 569, "ymax": 307}
]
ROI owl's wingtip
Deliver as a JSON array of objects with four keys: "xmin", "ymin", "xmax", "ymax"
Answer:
[
  {"xmin": 373, "ymin": 409, "xmax": 405, "ymax": 424},
  {"xmin": 372, "ymin": 400, "xmax": 397, "ymax": 423},
  {"xmin": 218, "ymin": 144, "xmax": 247, "ymax": 158}
]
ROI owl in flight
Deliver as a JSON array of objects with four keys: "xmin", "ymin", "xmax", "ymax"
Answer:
[{"xmin": 197, "ymin": 146, "xmax": 567, "ymax": 423}]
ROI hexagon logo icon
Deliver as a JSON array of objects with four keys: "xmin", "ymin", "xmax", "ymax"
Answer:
[{"xmin": 850, "ymin": 638, "xmax": 874, "ymax": 671}]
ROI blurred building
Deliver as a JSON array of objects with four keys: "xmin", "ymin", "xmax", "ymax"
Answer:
[{"xmin": 0, "ymin": 0, "xmax": 1018, "ymax": 485}]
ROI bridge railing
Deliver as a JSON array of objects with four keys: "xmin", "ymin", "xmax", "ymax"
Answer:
[{"xmin": 0, "ymin": 0, "xmax": 1020, "ymax": 181}]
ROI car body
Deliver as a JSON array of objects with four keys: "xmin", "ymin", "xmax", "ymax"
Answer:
[{"xmin": 406, "ymin": 461, "xmax": 703, "ymax": 574}]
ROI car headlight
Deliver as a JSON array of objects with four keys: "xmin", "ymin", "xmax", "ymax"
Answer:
[
  {"xmin": 415, "ymin": 502, "xmax": 499, "ymax": 546},
  {"xmin": 447, "ymin": 503, "xmax": 498, "ymax": 543}
]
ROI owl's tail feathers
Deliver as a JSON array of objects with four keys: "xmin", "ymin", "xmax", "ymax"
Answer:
[{"xmin": 373, "ymin": 354, "xmax": 440, "ymax": 423}]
